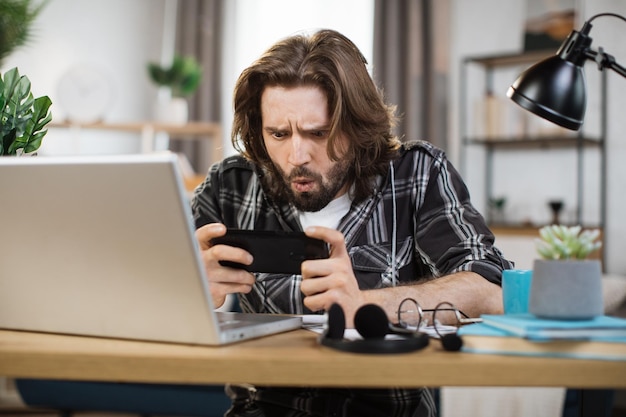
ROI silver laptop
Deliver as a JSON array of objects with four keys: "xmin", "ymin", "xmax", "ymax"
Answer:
[{"xmin": 0, "ymin": 153, "xmax": 301, "ymax": 345}]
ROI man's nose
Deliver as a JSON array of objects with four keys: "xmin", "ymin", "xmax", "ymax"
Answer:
[{"xmin": 288, "ymin": 135, "xmax": 312, "ymax": 166}]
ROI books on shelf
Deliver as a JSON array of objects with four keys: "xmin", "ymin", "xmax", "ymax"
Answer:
[
  {"xmin": 480, "ymin": 313, "xmax": 626, "ymax": 341},
  {"xmin": 458, "ymin": 322, "xmax": 626, "ymax": 361}
]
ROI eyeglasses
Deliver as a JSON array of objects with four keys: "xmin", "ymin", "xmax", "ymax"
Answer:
[{"xmin": 394, "ymin": 298, "xmax": 482, "ymax": 334}]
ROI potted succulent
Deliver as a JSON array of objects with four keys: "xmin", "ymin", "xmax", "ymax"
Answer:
[
  {"xmin": 529, "ymin": 225, "xmax": 604, "ymax": 319},
  {"xmin": 147, "ymin": 55, "xmax": 202, "ymax": 124},
  {"xmin": 0, "ymin": 67, "xmax": 52, "ymax": 156}
]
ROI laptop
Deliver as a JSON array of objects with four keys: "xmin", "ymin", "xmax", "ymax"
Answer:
[{"xmin": 0, "ymin": 153, "xmax": 301, "ymax": 345}]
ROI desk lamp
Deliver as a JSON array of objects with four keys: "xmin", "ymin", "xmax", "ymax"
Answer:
[{"xmin": 507, "ymin": 12, "xmax": 626, "ymax": 130}]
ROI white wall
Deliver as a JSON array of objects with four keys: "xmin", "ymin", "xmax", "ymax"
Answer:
[{"xmin": 449, "ymin": 0, "xmax": 626, "ymax": 274}]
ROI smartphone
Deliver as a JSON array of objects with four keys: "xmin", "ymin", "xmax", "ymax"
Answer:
[{"xmin": 209, "ymin": 229, "xmax": 329, "ymax": 274}]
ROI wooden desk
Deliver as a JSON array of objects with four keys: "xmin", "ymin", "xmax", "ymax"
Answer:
[{"xmin": 0, "ymin": 329, "xmax": 624, "ymax": 389}]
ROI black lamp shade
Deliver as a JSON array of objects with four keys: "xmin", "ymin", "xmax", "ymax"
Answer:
[{"xmin": 507, "ymin": 55, "xmax": 587, "ymax": 131}]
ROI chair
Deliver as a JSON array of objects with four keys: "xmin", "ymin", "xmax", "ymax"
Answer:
[
  {"xmin": 562, "ymin": 389, "xmax": 615, "ymax": 417},
  {"xmin": 16, "ymin": 379, "xmax": 231, "ymax": 417}
]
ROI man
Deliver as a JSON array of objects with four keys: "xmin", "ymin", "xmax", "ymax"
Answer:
[{"xmin": 192, "ymin": 29, "xmax": 513, "ymax": 417}]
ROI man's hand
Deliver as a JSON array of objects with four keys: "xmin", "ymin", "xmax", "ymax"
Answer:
[
  {"xmin": 195, "ymin": 223, "xmax": 256, "ymax": 308},
  {"xmin": 300, "ymin": 226, "xmax": 365, "ymax": 327}
]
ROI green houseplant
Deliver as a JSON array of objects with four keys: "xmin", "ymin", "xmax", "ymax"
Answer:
[
  {"xmin": 0, "ymin": 1, "xmax": 51, "ymax": 155},
  {"xmin": 147, "ymin": 55, "xmax": 202, "ymax": 98},
  {"xmin": 529, "ymin": 225, "xmax": 604, "ymax": 320},
  {"xmin": 0, "ymin": 67, "xmax": 52, "ymax": 156},
  {"xmin": 0, "ymin": 0, "xmax": 46, "ymax": 67},
  {"xmin": 147, "ymin": 55, "xmax": 202, "ymax": 124}
]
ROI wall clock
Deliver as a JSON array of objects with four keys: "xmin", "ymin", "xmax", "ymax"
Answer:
[{"xmin": 57, "ymin": 64, "xmax": 115, "ymax": 124}]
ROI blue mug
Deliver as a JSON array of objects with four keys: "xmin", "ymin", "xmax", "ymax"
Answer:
[{"xmin": 502, "ymin": 269, "xmax": 533, "ymax": 315}]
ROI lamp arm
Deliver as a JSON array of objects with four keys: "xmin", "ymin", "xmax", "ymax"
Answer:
[
  {"xmin": 581, "ymin": 12, "xmax": 626, "ymax": 78},
  {"xmin": 584, "ymin": 48, "xmax": 626, "ymax": 78},
  {"xmin": 603, "ymin": 54, "xmax": 626, "ymax": 78}
]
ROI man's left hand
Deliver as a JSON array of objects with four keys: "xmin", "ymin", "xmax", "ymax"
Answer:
[{"xmin": 300, "ymin": 226, "xmax": 365, "ymax": 327}]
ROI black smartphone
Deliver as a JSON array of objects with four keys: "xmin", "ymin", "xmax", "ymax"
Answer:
[{"xmin": 209, "ymin": 229, "xmax": 329, "ymax": 274}]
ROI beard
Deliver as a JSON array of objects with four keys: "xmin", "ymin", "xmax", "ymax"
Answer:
[{"xmin": 275, "ymin": 160, "xmax": 352, "ymax": 212}]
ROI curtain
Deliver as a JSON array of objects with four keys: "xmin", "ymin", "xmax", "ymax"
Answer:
[
  {"xmin": 172, "ymin": 0, "xmax": 223, "ymax": 175},
  {"xmin": 372, "ymin": 0, "xmax": 450, "ymax": 150}
]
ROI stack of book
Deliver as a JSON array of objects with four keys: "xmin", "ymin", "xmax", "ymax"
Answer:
[{"xmin": 457, "ymin": 313, "xmax": 626, "ymax": 361}]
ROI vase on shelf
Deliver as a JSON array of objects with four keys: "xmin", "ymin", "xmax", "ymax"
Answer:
[
  {"xmin": 154, "ymin": 97, "xmax": 188, "ymax": 125},
  {"xmin": 548, "ymin": 200, "xmax": 564, "ymax": 225},
  {"xmin": 488, "ymin": 197, "xmax": 507, "ymax": 225}
]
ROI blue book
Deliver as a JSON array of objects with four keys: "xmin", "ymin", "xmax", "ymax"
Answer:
[
  {"xmin": 480, "ymin": 313, "xmax": 626, "ymax": 341},
  {"xmin": 458, "ymin": 322, "xmax": 626, "ymax": 361}
]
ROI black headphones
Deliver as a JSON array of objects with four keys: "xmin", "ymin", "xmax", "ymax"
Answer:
[
  {"xmin": 320, "ymin": 302, "xmax": 464, "ymax": 354},
  {"xmin": 320, "ymin": 303, "xmax": 429, "ymax": 354}
]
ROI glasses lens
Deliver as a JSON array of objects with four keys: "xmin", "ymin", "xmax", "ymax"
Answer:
[{"xmin": 398, "ymin": 298, "xmax": 422, "ymax": 329}]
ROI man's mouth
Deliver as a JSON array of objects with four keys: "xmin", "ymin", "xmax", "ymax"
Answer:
[{"xmin": 292, "ymin": 178, "xmax": 316, "ymax": 193}]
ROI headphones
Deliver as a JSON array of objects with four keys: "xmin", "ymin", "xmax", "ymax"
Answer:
[
  {"xmin": 319, "ymin": 303, "xmax": 464, "ymax": 354},
  {"xmin": 320, "ymin": 303, "xmax": 429, "ymax": 354}
]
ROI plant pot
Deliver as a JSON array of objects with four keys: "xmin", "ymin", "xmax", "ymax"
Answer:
[
  {"xmin": 154, "ymin": 97, "xmax": 188, "ymax": 125},
  {"xmin": 529, "ymin": 259, "xmax": 604, "ymax": 320}
]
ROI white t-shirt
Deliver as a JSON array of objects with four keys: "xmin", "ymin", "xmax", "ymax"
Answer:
[{"xmin": 298, "ymin": 192, "xmax": 352, "ymax": 230}]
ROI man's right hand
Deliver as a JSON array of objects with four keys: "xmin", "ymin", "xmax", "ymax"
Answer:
[{"xmin": 195, "ymin": 223, "xmax": 256, "ymax": 308}]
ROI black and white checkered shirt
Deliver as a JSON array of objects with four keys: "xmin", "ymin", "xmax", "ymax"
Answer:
[{"xmin": 191, "ymin": 140, "xmax": 513, "ymax": 417}]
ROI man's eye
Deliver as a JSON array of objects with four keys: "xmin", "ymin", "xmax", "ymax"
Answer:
[
  {"xmin": 272, "ymin": 131, "xmax": 287, "ymax": 139},
  {"xmin": 311, "ymin": 131, "xmax": 327, "ymax": 138}
]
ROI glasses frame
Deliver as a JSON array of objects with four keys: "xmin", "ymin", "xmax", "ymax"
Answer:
[{"xmin": 395, "ymin": 298, "xmax": 482, "ymax": 331}]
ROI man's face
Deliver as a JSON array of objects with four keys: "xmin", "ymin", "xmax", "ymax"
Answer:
[{"xmin": 261, "ymin": 85, "xmax": 351, "ymax": 212}]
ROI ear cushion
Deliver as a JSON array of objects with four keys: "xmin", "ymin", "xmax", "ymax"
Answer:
[
  {"xmin": 440, "ymin": 333, "xmax": 463, "ymax": 352},
  {"xmin": 354, "ymin": 304, "xmax": 389, "ymax": 339},
  {"xmin": 325, "ymin": 303, "xmax": 346, "ymax": 340},
  {"xmin": 320, "ymin": 303, "xmax": 429, "ymax": 354}
]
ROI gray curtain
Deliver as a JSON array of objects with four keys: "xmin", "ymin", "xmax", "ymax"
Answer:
[
  {"xmin": 172, "ymin": 0, "xmax": 223, "ymax": 175},
  {"xmin": 372, "ymin": 0, "xmax": 449, "ymax": 150}
]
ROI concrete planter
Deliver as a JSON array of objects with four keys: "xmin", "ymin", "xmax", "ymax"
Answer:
[
  {"xmin": 529, "ymin": 259, "xmax": 604, "ymax": 320},
  {"xmin": 154, "ymin": 97, "xmax": 188, "ymax": 125}
]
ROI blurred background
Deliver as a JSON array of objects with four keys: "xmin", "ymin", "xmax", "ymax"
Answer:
[
  {"xmin": 2, "ymin": 1, "xmax": 626, "ymax": 415},
  {"xmin": 2, "ymin": 0, "xmax": 625, "ymax": 272}
]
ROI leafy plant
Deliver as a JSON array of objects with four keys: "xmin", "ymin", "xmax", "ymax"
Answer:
[
  {"xmin": 147, "ymin": 55, "xmax": 202, "ymax": 98},
  {"xmin": 536, "ymin": 225, "xmax": 602, "ymax": 260},
  {"xmin": 0, "ymin": 0, "xmax": 47, "ymax": 66},
  {"xmin": 0, "ymin": 67, "xmax": 52, "ymax": 156}
]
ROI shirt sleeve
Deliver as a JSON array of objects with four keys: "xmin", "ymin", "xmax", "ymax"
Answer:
[
  {"xmin": 414, "ymin": 153, "xmax": 513, "ymax": 285},
  {"xmin": 191, "ymin": 162, "xmax": 224, "ymax": 229}
]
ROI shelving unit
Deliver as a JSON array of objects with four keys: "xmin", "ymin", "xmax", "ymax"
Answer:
[
  {"xmin": 49, "ymin": 120, "xmax": 222, "ymax": 156},
  {"xmin": 459, "ymin": 50, "xmax": 607, "ymax": 232},
  {"xmin": 48, "ymin": 120, "xmax": 222, "ymax": 191}
]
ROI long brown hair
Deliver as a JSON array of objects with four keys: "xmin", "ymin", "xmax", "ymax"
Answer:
[{"xmin": 232, "ymin": 29, "xmax": 400, "ymax": 203}]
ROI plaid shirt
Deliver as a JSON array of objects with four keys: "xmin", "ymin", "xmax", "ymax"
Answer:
[{"xmin": 191, "ymin": 140, "xmax": 512, "ymax": 417}]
